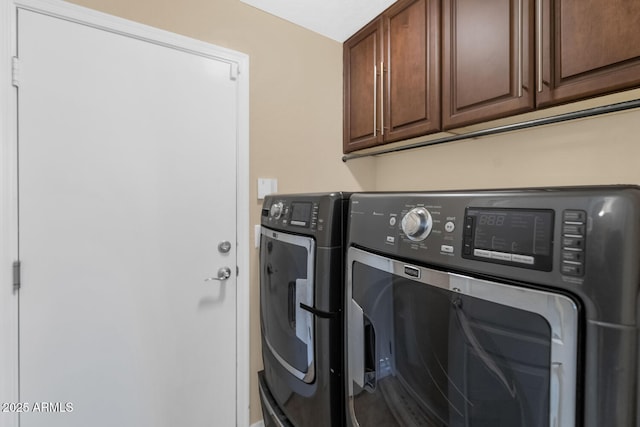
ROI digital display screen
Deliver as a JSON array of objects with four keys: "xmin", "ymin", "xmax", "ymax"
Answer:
[
  {"xmin": 464, "ymin": 208, "xmax": 554, "ymax": 271},
  {"xmin": 473, "ymin": 209, "xmax": 553, "ymax": 255},
  {"xmin": 290, "ymin": 202, "xmax": 312, "ymax": 227}
]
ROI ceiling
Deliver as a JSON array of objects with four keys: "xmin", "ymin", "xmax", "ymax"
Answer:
[{"xmin": 239, "ymin": 0, "xmax": 397, "ymax": 42}]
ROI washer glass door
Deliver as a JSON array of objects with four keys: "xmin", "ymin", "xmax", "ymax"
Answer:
[
  {"xmin": 260, "ymin": 227, "xmax": 316, "ymax": 383},
  {"xmin": 347, "ymin": 247, "xmax": 579, "ymax": 427}
]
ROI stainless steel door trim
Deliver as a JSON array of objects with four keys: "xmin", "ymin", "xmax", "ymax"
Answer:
[
  {"xmin": 346, "ymin": 246, "xmax": 579, "ymax": 427},
  {"xmin": 258, "ymin": 380, "xmax": 288, "ymax": 427},
  {"xmin": 263, "ymin": 335, "xmax": 316, "ymax": 384},
  {"xmin": 261, "ymin": 226, "xmax": 316, "ymax": 253},
  {"xmin": 260, "ymin": 226, "xmax": 316, "ymax": 383},
  {"xmin": 348, "ymin": 299, "xmax": 365, "ymax": 389}
]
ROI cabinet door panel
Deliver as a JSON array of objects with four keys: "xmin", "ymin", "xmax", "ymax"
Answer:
[
  {"xmin": 344, "ymin": 21, "xmax": 382, "ymax": 153},
  {"xmin": 443, "ymin": 0, "xmax": 534, "ymax": 129},
  {"xmin": 384, "ymin": 0, "xmax": 440, "ymax": 142},
  {"xmin": 388, "ymin": 0, "xmax": 426, "ymax": 128},
  {"xmin": 538, "ymin": 0, "xmax": 640, "ymax": 107},
  {"xmin": 455, "ymin": 0, "xmax": 510, "ymax": 108}
]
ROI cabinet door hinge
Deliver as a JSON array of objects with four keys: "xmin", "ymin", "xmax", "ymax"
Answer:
[
  {"xmin": 11, "ymin": 56, "xmax": 19, "ymax": 87},
  {"xmin": 12, "ymin": 261, "xmax": 21, "ymax": 291}
]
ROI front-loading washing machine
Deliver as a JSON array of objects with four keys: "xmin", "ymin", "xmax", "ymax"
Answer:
[{"xmin": 345, "ymin": 186, "xmax": 640, "ymax": 427}]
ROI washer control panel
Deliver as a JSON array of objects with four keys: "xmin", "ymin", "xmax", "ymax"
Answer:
[
  {"xmin": 348, "ymin": 186, "xmax": 640, "ymax": 330},
  {"xmin": 343, "ymin": 188, "xmax": 640, "ymax": 286},
  {"xmin": 352, "ymin": 198, "xmax": 464, "ymax": 260}
]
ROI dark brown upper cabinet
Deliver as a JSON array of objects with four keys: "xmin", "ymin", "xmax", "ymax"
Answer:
[
  {"xmin": 442, "ymin": 0, "xmax": 535, "ymax": 130},
  {"xmin": 537, "ymin": 0, "xmax": 640, "ymax": 107},
  {"xmin": 344, "ymin": 0, "xmax": 640, "ymax": 153},
  {"xmin": 343, "ymin": 0, "xmax": 440, "ymax": 153},
  {"xmin": 343, "ymin": 20, "xmax": 382, "ymax": 152}
]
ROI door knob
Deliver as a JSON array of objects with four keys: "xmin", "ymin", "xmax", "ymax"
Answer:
[{"xmin": 205, "ymin": 267, "xmax": 232, "ymax": 282}]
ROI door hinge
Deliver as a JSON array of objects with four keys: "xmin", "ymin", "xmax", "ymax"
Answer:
[
  {"xmin": 230, "ymin": 62, "xmax": 239, "ymax": 81},
  {"xmin": 11, "ymin": 56, "xmax": 19, "ymax": 87},
  {"xmin": 12, "ymin": 261, "xmax": 21, "ymax": 291}
]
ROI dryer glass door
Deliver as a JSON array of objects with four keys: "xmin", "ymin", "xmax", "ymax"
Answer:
[
  {"xmin": 346, "ymin": 247, "xmax": 579, "ymax": 427},
  {"xmin": 260, "ymin": 227, "xmax": 316, "ymax": 383}
]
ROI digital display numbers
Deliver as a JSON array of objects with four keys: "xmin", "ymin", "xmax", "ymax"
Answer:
[
  {"xmin": 477, "ymin": 214, "xmax": 506, "ymax": 227},
  {"xmin": 464, "ymin": 208, "xmax": 554, "ymax": 271}
]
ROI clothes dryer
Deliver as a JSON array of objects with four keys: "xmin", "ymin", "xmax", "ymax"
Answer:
[{"xmin": 259, "ymin": 192, "xmax": 349, "ymax": 427}]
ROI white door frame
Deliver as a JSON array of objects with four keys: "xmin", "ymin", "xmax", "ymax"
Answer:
[{"xmin": 0, "ymin": 1, "xmax": 250, "ymax": 426}]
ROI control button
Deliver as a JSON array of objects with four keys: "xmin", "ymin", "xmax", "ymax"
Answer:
[
  {"xmin": 474, "ymin": 249, "xmax": 492, "ymax": 259},
  {"xmin": 562, "ymin": 237, "xmax": 584, "ymax": 249},
  {"xmin": 491, "ymin": 251, "xmax": 512, "ymax": 261},
  {"xmin": 512, "ymin": 254, "xmax": 535, "ymax": 265},
  {"xmin": 401, "ymin": 207, "xmax": 433, "ymax": 242},
  {"xmin": 463, "ymin": 242, "xmax": 472, "ymax": 255},
  {"xmin": 563, "ymin": 210, "xmax": 586, "ymax": 223},
  {"xmin": 389, "ymin": 217, "xmax": 397, "ymax": 227},
  {"xmin": 562, "ymin": 224, "xmax": 585, "ymax": 236},
  {"xmin": 561, "ymin": 262, "xmax": 584, "ymax": 276},
  {"xmin": 562, "ymin": 210, "xmax": 586, "ymax": 277},
  {"xmin": 441, "ymin": 245, "xmax": 454, "ymax": 254},
  {"xmin": 562, "ymin": 250, "xmax": 583, "ymax": 262},
  {"xmin": 445, "ymin": 221, "xmax": 455, "ymax": 233},
  {"xmin": 386, "ymin": 236, "xmax": 396, "ymax": 244},
  {"xmin": 270, "ymin": 202, "xmax": 284, "ymax": 219},
  {"xmin": 464, "ymin": 217, "xmax": 474, "ymax": 236}
]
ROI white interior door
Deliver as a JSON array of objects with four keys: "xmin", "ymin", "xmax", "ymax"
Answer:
[{"xmin": 17, "ymin": 7, "xmax": 239, "ymax": 427}]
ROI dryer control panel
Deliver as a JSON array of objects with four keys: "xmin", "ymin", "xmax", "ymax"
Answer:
[
  {"xmin": 261, "ymin": 192, "xmax": 350, "ymax": 247},
  {"xmin": 264, "ymin": 199, "xmax": 319, "ymax": 230}
]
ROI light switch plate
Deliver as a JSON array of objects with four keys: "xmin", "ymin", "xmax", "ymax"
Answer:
[
  {"xmin": 255, "ymin": 224, "xmax": 261, "ymax": 248},
  {"xmin": 258, "ymin": 178, "xmax": 278, "ymax": 199}
]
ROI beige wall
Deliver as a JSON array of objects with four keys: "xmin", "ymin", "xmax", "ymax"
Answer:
[
  {"xmin": 373, "ymin": 92, "xmax": 640, "ymax": 191},
  {"xmin": 62, "ymin": 0, "xmax": 640, "ymax": 424}
]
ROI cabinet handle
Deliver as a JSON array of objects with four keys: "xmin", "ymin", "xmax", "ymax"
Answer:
[
  {"xmin": 536, "ymin": 0, "xmax": 543, "ymax": 93},
  {"xmin": 380, "ymin": 61, "xmax": 384, "ymax": 136},
  {"xmin": 373, "ymin": 63, "xmax": 377, "ymax": 137},
  {"xmin": 517, "ymin": 0, "xmax": 523, "ymax": 97}
]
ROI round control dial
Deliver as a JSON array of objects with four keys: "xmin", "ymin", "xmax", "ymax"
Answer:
[
  {"xmin": 401, "ymin": 207, "xmax": 433, "ymax": 241},
  {"xmin": 270, "ymin": 202, "xmax": 284, "ymax": 219}
]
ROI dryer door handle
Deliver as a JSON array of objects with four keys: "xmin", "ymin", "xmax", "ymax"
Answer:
[
  {"xmin": 288, "ymin": 281, "xmax": 296, "ymax": 328},
  {"xmin": 299, "ymin": 303, "xmax": 336, "ymax": 319}
]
